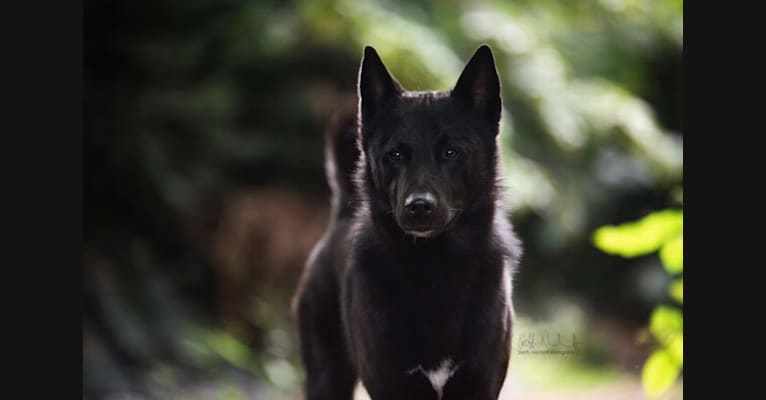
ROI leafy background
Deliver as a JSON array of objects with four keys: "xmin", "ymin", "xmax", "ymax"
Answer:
[{"xmin": 84, "ymin": 0, "xmax": 683, "ymax": 398}]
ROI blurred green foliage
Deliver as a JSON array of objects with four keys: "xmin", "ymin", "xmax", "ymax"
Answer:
[
  {"xmin": 594, "ymin": 209, "xmax": 682, "ymax": 259},
  {"xmin": 85, "ymin": 0, "xmax": 682, "ymax": 397},
  {"xmin": 593, "ymin": 209, "xmax": 683, "ymax": 396}
]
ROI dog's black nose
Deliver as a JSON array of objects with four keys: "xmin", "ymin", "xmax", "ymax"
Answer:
[{"xmin": 405, "ymin": 194, "xmax": 436, "ymax": 217}]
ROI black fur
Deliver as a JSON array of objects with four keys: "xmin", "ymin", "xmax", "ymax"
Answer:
[{"xmin": 293, "ymin": 45, "xmax": 522, "ymax": 400}]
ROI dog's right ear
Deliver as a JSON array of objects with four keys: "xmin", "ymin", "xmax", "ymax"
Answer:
[
  {"xmin": 451, "ymin": 45, "xmax": 501, "ymax": 126},
  {"xmin": 358, "ymin": 46, "xmax": 402, "ymax": 121}
]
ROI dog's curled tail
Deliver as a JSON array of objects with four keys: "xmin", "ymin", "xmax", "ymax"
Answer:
[{"xmin": 324, "ymin": 97, "xmax": 361, "ymax": 217}]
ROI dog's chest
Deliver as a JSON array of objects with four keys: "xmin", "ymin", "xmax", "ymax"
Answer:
[
  {"xmin": 354, "ymin": 248, "xmax": 506, "ymax": 348},
  {"xmin": 406, "ymin": 358, "xmax": 461, "ymax": 400},
  {"xmin": 371, "ymin": 261, "xmax": 478, "ymax": 351},
  {"xmin": 399, "ymin": 286, "xmax": 468, "ymax": 345}
]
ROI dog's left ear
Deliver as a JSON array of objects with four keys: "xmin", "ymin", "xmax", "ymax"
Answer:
[
  {"xmin": 451, "ymin": 45, "xmax": 501, "ymax": 126},
  {"xmin": 359, "ymin": 46, "xmax": 403, "ymax": 121}
]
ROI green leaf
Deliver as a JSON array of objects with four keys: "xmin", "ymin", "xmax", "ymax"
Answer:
[
  {"xmin": 668, "ymin": 334, "xmax": 683, "ymax": 365},
  {"xmin": 669, "ymin": 278, "xmax": 683, "ymax": 304},
  {"xmin": 660, "ymin": 235, "xmax": 683, "ymax": 274},
  {"xmin": 649, "ymin": 306, "xmax": 683, "ymax": 345},
  {"xmin": 642, "ymin": 348, "xmax": 682, "ymax": 397},
  {"xmin": 592, "ymin": 209, "xmax": 683, "ymax": 258}
]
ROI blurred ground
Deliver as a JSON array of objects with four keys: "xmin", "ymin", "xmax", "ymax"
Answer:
[{"xmin": 94, "ymin": 299, "xmax": 683, "ymax": 399}]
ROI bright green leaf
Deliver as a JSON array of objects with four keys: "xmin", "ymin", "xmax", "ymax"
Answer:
[
  {"xmin": 669, "ymin": 278, "xmax": 683, "ymax": 304},
  {"xmin": 660, "ymin": 235, "xmax": 683, "ymax": 274},
  {"xmin": 668, "ymin": 334, "xmax": 683, "ymax": 365},
  {"xmin": 592, "ymin": 209, "xmax": 683, "ymax": 258},
  {"xmin": 642, "ymin": 348, "xmax": 682, "ymax": 397},
  {"xmin": 649, "ymin": 306, "xmax": 683, "ymax": 345}
]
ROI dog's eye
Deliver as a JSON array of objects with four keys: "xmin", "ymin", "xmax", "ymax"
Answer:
[
  {"xmin": 388, "ymin": 150, "xmax": 403, "ymax": 162},
  {"xmin": 444, "ymin": 148, "xmax": 459, "ymax": 160}
]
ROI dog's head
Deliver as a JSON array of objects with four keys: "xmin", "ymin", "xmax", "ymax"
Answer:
[{"xmin": 358, "ymin": 45, "xmax": 502, "ymax": 238}]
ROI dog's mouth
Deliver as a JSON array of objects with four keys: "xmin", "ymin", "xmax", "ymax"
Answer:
[
  {"xmin": 399, "ymin": 216, "xmax": 457, "ymax": 238},
  {"xmin": 403, "ymin": 228, "xmax": 439, "ymax": 238}
]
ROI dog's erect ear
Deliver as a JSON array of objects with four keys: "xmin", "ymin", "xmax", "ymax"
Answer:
[
  {"xmin": 358, "ymin": 46, "xmax": 403, "ymax": 120},
  {"xmin": 451, "ymin": 45, "xmax": 501, "ymax": 125}
]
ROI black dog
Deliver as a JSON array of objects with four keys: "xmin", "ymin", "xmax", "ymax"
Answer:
[{"xmin": 293, "ymin": 45, "xmax": 521, "ymax": 400}]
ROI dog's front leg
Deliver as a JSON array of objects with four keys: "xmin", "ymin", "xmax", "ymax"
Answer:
[{"xmin": 438, "ymin": 361, "xmax": 508, "ymax": 400}]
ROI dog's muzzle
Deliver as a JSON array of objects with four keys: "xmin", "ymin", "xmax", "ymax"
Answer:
[{"xmin": 397, "ymin": 192, "xmax": 449, "ymax": 237}]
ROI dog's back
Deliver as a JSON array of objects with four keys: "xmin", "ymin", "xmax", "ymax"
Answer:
[{"xmin": 292, "ymin": 98, "xmax": 360, "ymax": 399}]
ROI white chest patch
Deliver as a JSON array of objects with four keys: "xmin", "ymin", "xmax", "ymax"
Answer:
[{"xmin": 406, "ymin": 358, "xmax": 460, "ymax": 400}]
